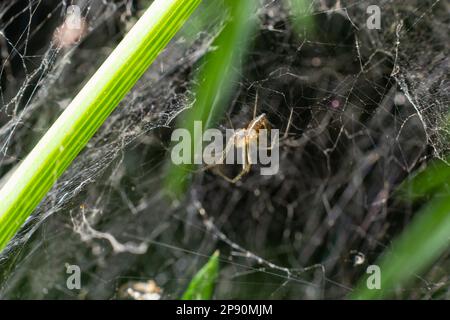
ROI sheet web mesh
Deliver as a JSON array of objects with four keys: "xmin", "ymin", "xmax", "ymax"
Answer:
[{"xmin": 0, "ymin": 0, "xmax": 448, "ymax": 299}]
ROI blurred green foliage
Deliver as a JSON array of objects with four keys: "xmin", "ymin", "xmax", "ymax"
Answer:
[
  {"xmin": 164, "ymin": 0, "xmax": 257, "ymax": 198},
  {"xmin": 353, "ymin": 158, "xmax": 450, "ymax": 298},
  {"xmin": 397, "ymin": 159, "xmax": 450, "ymax": 202},
  {"xmin": 351, "ymin": 189, "xmax": 450, "ymax": 299},
  {"xmin": 286, "ymin": 0, "xmax": 315, "ymax": 36},
  {"xmin": 182, "ymin": 251, "xmax": 220, "ymax": 300}
]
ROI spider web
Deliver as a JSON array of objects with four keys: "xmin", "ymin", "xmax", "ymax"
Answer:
[{"xmin": 0, "ymin": 0, "xmax": 449, "ymax": 299}]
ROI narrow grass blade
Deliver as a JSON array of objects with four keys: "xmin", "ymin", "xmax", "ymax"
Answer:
[
  {"xmin": 351, "ymin": 190, "xmax": 450, "ymax": 299},
  {"xmin": 182, "ymin": 250, "xmax": 220, "ymax": 300},
  {"xmin": 0, "ymin": 0, "xmax": 201, "ymax": 251}
]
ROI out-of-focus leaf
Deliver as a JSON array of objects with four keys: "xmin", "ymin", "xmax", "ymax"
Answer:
[
  {"xmin": 182, "ymin": 250, "xmax": 220, "ymax": 300},
  {"xmin": 397, "ymin": 158, "xmax": 450, "ymax": 202},
  {"xmin": 164, "ymin": 0, "xmax": 257, "ymax": 198},
  {"xmin": 286, "ymin": 0, "xmax": 315, "ymax": 36},
  {"xmin": 351, "ymin": 190, "xmax": 450, "ymax": 299}
]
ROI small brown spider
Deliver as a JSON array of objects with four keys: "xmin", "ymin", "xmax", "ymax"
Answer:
[{"xmin": 203, "ymin": 94, "xmax": 275, "ymax": 184}]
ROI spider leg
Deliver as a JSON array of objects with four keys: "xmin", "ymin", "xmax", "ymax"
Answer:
[
  {"xmin": 260, "ymin": 140, "xmax": 278, "ymax": 151},
  {"xmin": 259, "ymin": 130, "xmax": 280, "ymax": 151},
  {"xmin": 229, "ymin": 145, "xmax": 251, "ymax": 183},
  {"xmin": 199, "ymin": 132, "xmax": 236, "ymax": 172},
  {"xmin": 253, "ymin": 90, "xmax": 259, "ymax": 119},
  {"xmin": 211, "ymin": 167, "xmax": 238, "ymax": 184},
  {"xmin": 258, "ymin": 107, "xmax": 292, "ymax": 151},
  {"xmin": 209, "ymin": 144, "xmax": 251, "ymax": 184},
  {"xmin": 283, "ymin": 107, "xmax": 294, "ymax": 139},
  {"xmin": 226, "ymin": 113, "xmax": 235, "ymax": 130}
]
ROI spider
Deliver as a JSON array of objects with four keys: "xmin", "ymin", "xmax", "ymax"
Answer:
[{"xmin": 203, "ymin": 94, "xmax": 283, "ymax": 184}]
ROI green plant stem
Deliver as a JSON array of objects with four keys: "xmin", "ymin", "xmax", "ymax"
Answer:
[{"xmin": 0, "ymin": 0, "xmax": 201, "ymax": 251}]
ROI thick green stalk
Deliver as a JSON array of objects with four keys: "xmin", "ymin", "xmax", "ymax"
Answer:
[{"xmin": 0, "ymin": 0, "xmax": 201, "ymax": 251}]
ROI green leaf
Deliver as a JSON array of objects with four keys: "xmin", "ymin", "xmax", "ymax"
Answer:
[
  {"xmin": 359, "ymin": 155, "xmax": 450, "ymax": 298},
  {"xmin": 182, "ymin": 250, "xmax": 220, "ymax": 300},
  {"xmin": 351, "ymin": 190, "xmax": 450, "ymax": 299},
  {"xmin": 397, "ymin": 158, "xmax": 450, "ymax": 202},
  {"xmin": 0, "ymin": 0, "xmax": 201, "ymax": 251}
]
